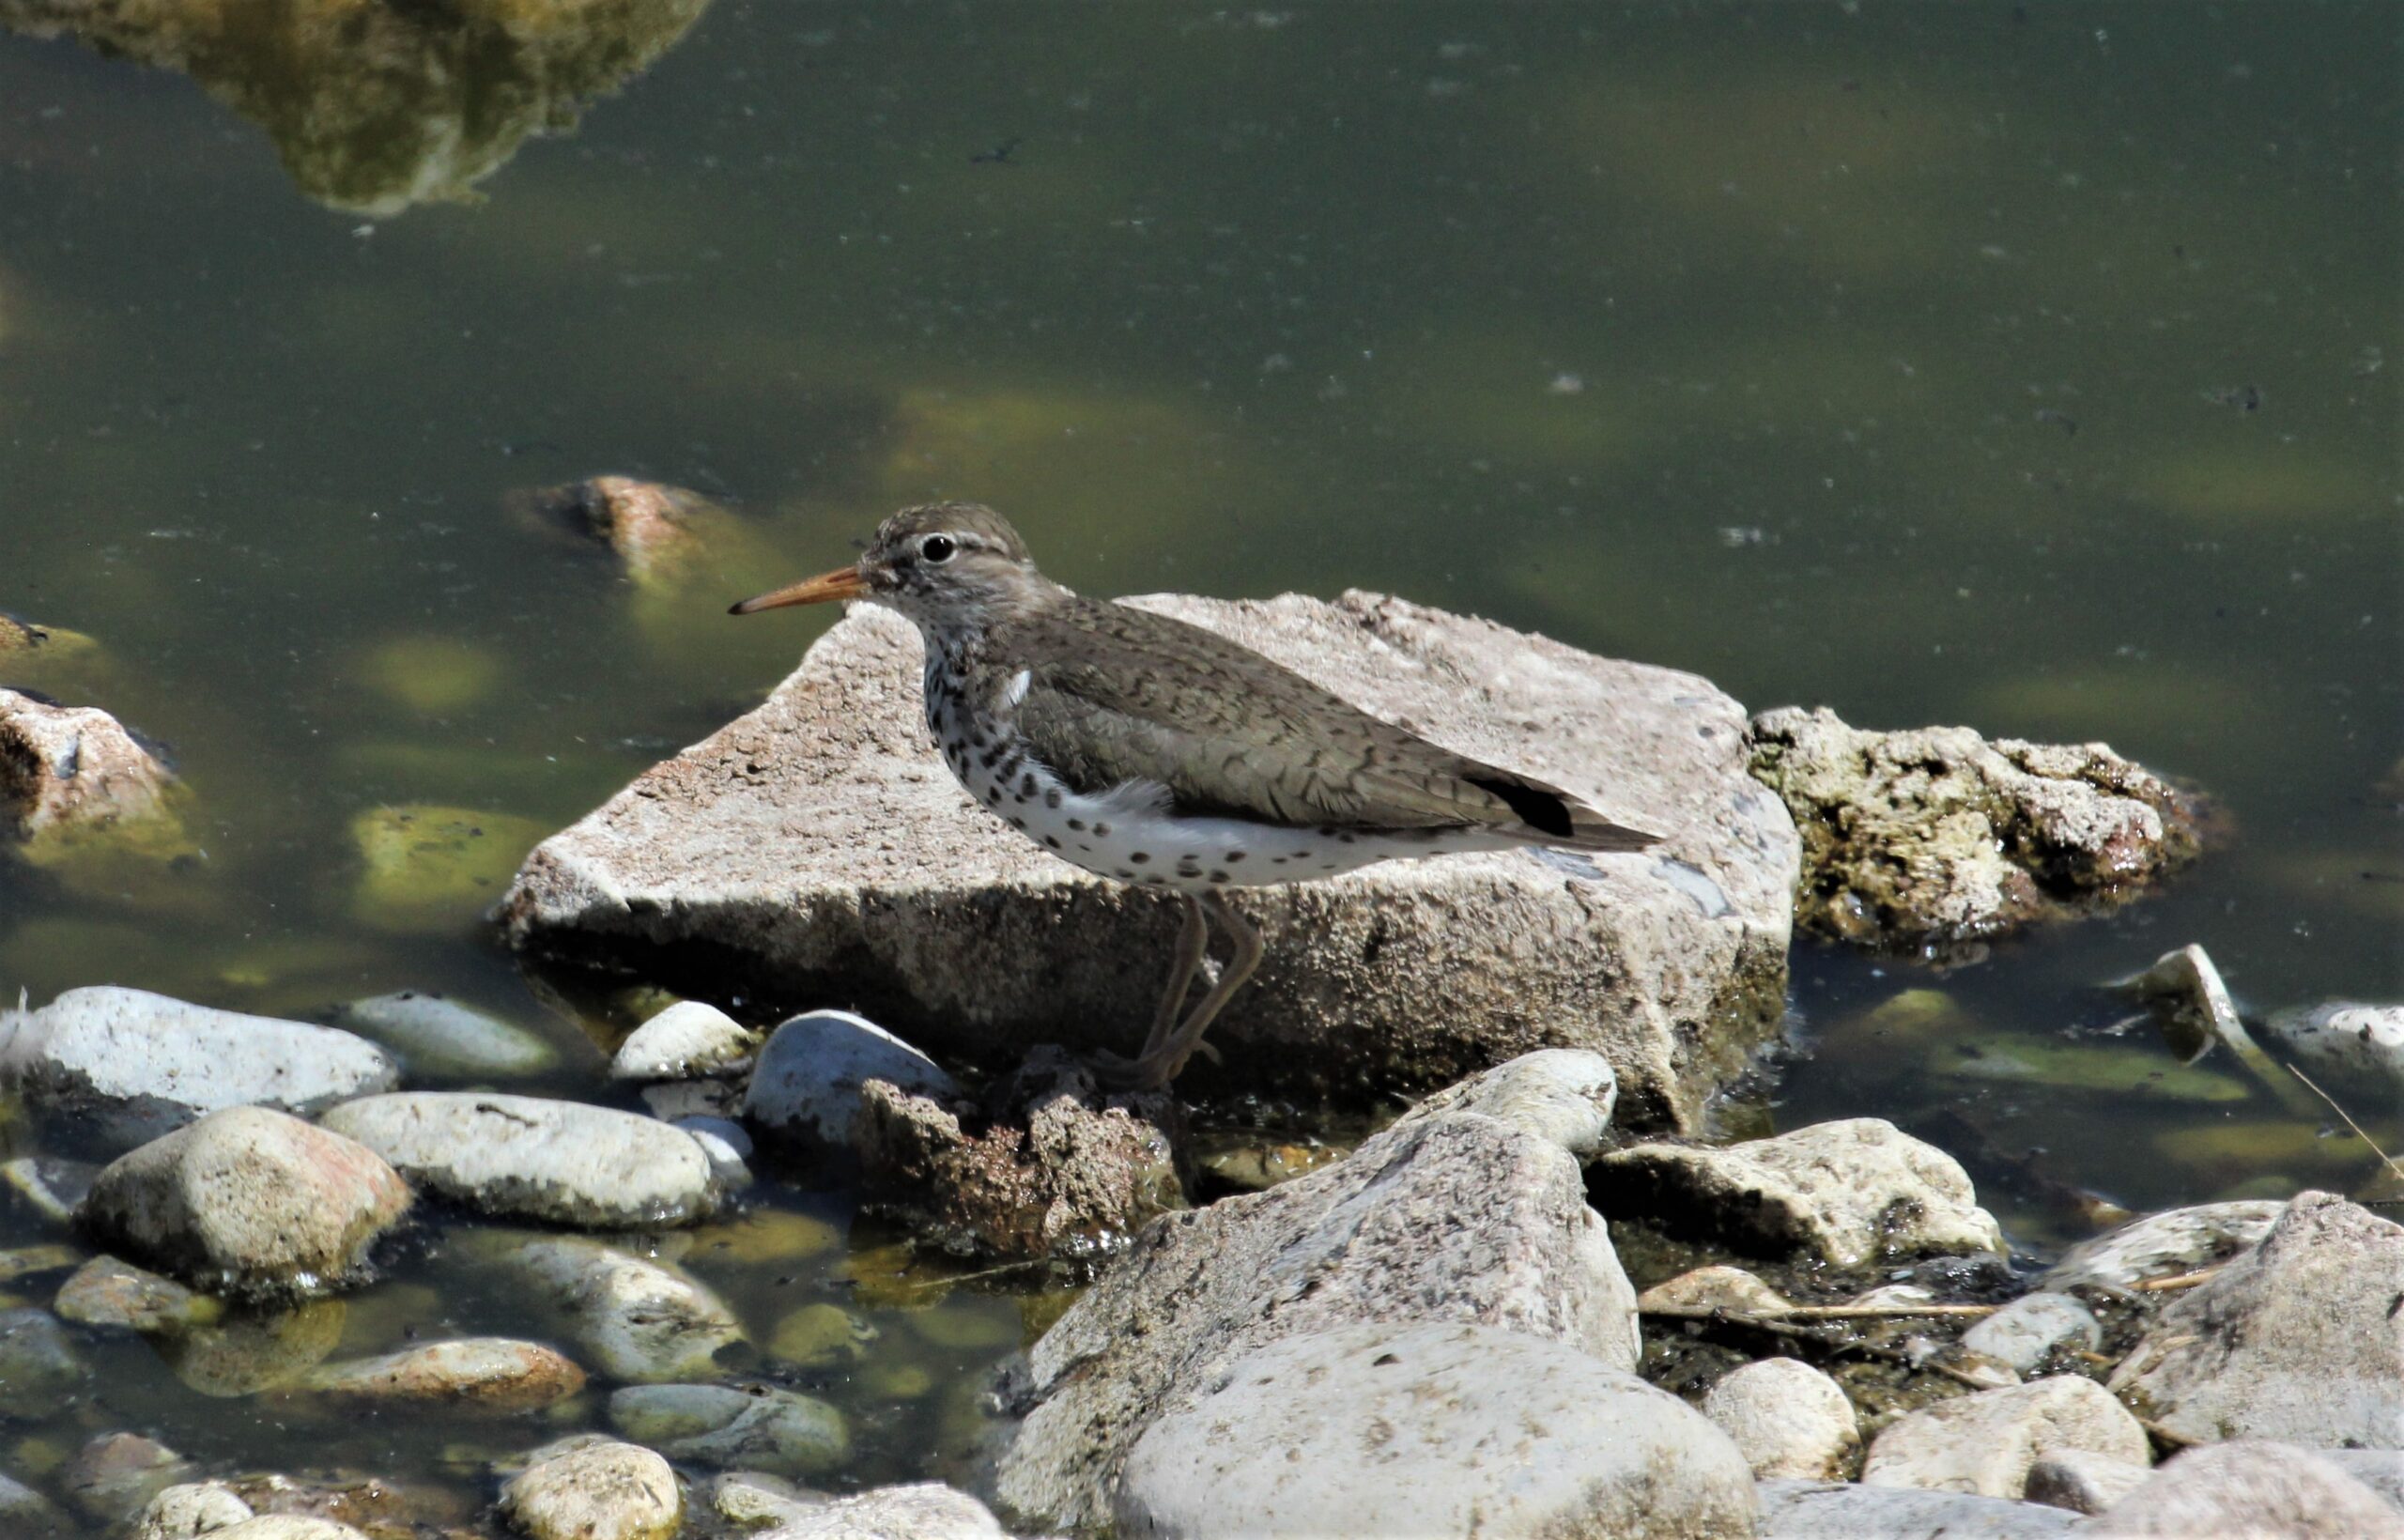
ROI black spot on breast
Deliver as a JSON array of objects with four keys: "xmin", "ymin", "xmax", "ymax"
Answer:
[
  {"xmin": 1045, "ymin": 788, "xmax": 1063, "ymax": 808},
  {"xmin": 1020, "ymin": 773, "xmax": 1037, "ymax": 796},
  {"xmin": 1009, "ymin": 816, "xmax": 1025, "ymax": 829},
  {"xmin": 1115, "ymin": 869, "xmax": 1135, "ymax": 879},
  {"xmin": 1067, "ymin": 818, "xmax": 1086, "ymax": 831},
  {"xmin": 1093, "ymin": 822, "xmax": 1113, "ymax": 837},
  {"xmin": 1224, "ymin": 851, "xmax": 1245, "ymax": 862},
  {"xmin": 1044, "ymin": 836, "xmax": 1061, "ymax": 848},
  {"xmin": 1209, "ymin": 870, "xmax": 1229, "ymax": 883},
  {"xmin": 1130, "ymin": 852, "xmax": 1150, "ymax": 864}
]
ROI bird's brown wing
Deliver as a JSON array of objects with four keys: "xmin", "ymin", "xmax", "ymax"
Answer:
[{"xmin": 1005, "ymin": 597, "xmax": 1657, "ymax": 852}]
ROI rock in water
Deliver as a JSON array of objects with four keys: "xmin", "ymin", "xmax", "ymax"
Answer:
[
  {"xmin": 1114, "ymin": 1322, "xmax": 1757, "ymax": 1539},
  {"xmin": 0, "ymin": 687, "xmax": 178, "ymax": 842},
  {"xmin": 502, "ymin": 592, "xmax": 1796, "ymax": 1127},
  {"xmin": 1746, "ymin": 705, "xmax": 2203, "ymax": 955},
  {"xmin": 1, "ymin": 988, "xmax": 398, "ymax": 1156},
  {"xmin": 994, "ymin": 1050, "xmax": 1638, "ymax": 1531},
  {"xmin": 79, "ymin": 1107, "xmax": 411, "ymax": 1297},
  {"xmin": 499, "ymin": 1440, "xmax": 679, "ymax": 1540},
  {"xmin": 855, "ymin": 1047, "xmax": 1184, "ymax": 1263}
]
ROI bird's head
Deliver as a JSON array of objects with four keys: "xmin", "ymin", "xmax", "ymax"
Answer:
[{"xmin": 731, "ymin": 501, "xmax": 1045, "ymax": 632}]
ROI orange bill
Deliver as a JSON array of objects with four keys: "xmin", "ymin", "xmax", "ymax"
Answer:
[{"xmin": 729, "ymin": 565, "xmax": 868, "ymax": 615}]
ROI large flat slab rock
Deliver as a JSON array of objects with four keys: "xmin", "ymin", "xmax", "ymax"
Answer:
[{"xmin": 501, "ymin": 591, "xmax": 1796, "ymax": 1126}]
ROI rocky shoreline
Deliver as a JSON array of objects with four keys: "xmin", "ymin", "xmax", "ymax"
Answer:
[{"xmin": 1, "ymin": 583, "xmax": 2395, "ymax": 1539}]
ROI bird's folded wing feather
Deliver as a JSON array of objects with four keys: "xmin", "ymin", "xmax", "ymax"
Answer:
[{"xmin": 1005, "ymin": 600, "xmax": 1649, "ymax": 846}]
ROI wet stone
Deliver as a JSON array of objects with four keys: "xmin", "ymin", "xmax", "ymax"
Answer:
[
  {"xmin": 54, "ymin": 1255, "xmax": 221, "ymax": 1333},
  {"xmin": 0, "ymin": 1471, "xmax": 67, "ymax": 1536},
  {"xmin": 297, "ymin": 1337, "xmax": 587, "ymax": 1413},
  {"xmin": 0, "ymin": 987, "xmax": 398, "ymax": 1156},
  {"xmin": 62, "ymin": 1431, "xmax": 193, "ymax": 1525},
  {"xmin": 331, "ymin": 991, "xmax": 559, "ymax": 1080},
  {"xmin": 319, "ymin": 1092, "xmax": 721, "ymax": 1228},
  {"xmin": 0, "ymin": 1155, "xmax": 97, "ymax": 1227},
  {"xmin": 80, "ymin": 1105, "xmax": 412, "ymax": 1297},
  {"xmin": 2265, "ymin": 999, "xmax": 2404, "ymax": 1092},
  {"xmin": 159, "ymin": 1299, "xmax": 347, "ymax": 1397},
  {"xmin": 0, "ymin": 1243, "xmax": 79, "ymax": 1283},
  {"xmin": 767, "ymin": 1301, "xmax": 877, "ymax": 1368},
  {"xmin": 2040, "ymin": 1198, "xmax": 2288, "ymax": 1291},
  {"xmin": 743, "ymin": 1009, "xmax": 958, "ymax": 1151},
  {"xmin": 606, "ymin": 1380, "xmax": 850, "ymax": 1477},
  {"xmin": 501, "ymin": 1235, "xmax": 745, "ymax": 1382},
  {"xmin": 609, "ymin": 999, "xmax": 756, "ymax": 1082},
  {"xmin": 499, "ymin": 1439, "xmax": 680, "ymax": 1540},
  {"xmin": 134, "ymin": 1480, "xmax": 254, "ymax": 1537},
  {"xmin": 0, "ymin": 1307, "xmax": 85, "ymax": 1404},
  {"xmin": 758, "ymin": 1483, "xmax": 1010, "ymax": 1538},
  {"xmin": 0, "ymin": 687, "xmax": 178, "ymax": 843}
]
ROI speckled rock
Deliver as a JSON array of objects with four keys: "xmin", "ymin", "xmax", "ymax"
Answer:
[
  {"xmin": 1755, "ymin": 1479, "xmax": 2080, "ymax": 1538},
  {"xmin": 994, "ymin": 1051, "xmax": 1638, "ymax": 1532},
  {"xmin": 2086, "ymin": 1441, "xmax": 2404, "ymax": 1538},
  {"xmin": 0, "ymin": 687, "xmax": 177, "ymax": 841},
  {"xmin": 319, "ymin": 1092, "xmax": 720, "ymax": 1227},
  {"xmin": 743, "ymin": 1009, "xmax": 959, "ymax": 1150},
  {"xmin": 855, "ymin": 1047, "xmax": 1184, "ymax": 1262},
  {"xmin": 2110, "ymin": 1191, "xmax": 2404, "ymax": 1448},
  {"xmin": 1746, "ymin": 705, "xmax": 2202, "ymax": 953},
  {"xmin": 501, "ymin": 591, "xmax": 1797, "ymax": 1129},
  {"xmin": 1591, "ymin": 1116, "xmax": 2005, "ymax": 1267},
  {"xmin": 81, "ymin": 1106, "xmax": 411, "ymax": 1297},
  {"xmin": 134, "ymin": 1480, "xmax": 254, "ymax": 1537},
  {"xmin": 298, "ymin": 1338, "xmax": 586, "ymax": 1412},
  {"xmin": 501, "ymin": 1235, "xmax": 744, "ymax": 1382},
  {"xmin": 1703, "ymin": 1357, "xmax": 1861, "ymax": 1480},
  {"xmin": 499, "ymin": 1440, "xmax": 679, "ymax": 1540},
  {"xmin": 208, "ymin": 1518, "xmax": 372, "ymax": 1540},
  {"xmin": 1115, "ymin": 1321, "xmax": 1755, "ymax": 1539},
  {"xmin": 1863, "ymin": 1377, "xmax": 2150, "ymax": 1499},
  {"xmin": 1, "ymin": 987, "xmax": 398, "ymax": 1155}
]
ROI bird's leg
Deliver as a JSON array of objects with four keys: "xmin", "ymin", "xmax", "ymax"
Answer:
[
  {"xmin": 1125, "ymin": 892, "xmax": 1264, "ymax": 1089},
  {"xmin": 1136, "ymin": 894, "xmax": 1211, "ymax": 1064}
]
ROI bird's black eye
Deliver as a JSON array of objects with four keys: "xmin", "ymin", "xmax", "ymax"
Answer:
[{"xmin": 918, "ymin": 534, "xmax": 957, "ymax": 564}]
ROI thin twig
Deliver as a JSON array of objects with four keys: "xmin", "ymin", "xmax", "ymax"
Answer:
[
  {"xmin": 2130, "ymin": 1266, "xmax": 2226, "ymax": 1293},
  {"xmin": 1652, "ymin": 1306, "xmax": 2001, "ymax": 1388},
  {"xmin": 898, "ymin": 1257, "xmax": 1053, "ymax": 1291},
  {"xmin": 2288, "ymin": 1063, "xmax": 2404, "ymax": 1185}
]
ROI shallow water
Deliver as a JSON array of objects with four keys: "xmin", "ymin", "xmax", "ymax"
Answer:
[{"xmin": 0, "ymin": 0, "xmax": 2396, "ymax": 1522}]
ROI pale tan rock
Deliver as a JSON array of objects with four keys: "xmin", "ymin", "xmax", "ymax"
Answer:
[
  {"xmin": 500, "ymin": 1440, "xmax": 679, "ymax": 1540},
  {"xmin": 1863, "ymin": 1377, "xmax": 2150, "ymax": 1499},
  {"xmin": 503, "ymin": 592, "xmax": 1796, "ymax": 1128},
  {"xmin": 298, "ymin": 1337, "xmax": 586, "ymax": 1412},
  {"xmin": 1704, "ymin": 1357, "xmax": 1861, "ymax": 1480}
]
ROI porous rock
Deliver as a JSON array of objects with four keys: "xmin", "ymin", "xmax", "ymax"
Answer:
[
  {"xmin": 499, "ymin": 1440, "xmax": 679, "ymax": 1540},
  {"xmin": 1703, "ymin": 1356, "xmax": 1861, "ymax": 1480},
  {"xmin": 2109, "ymin": 1191, "xmax": 2404, "ymax": 1448},
  {"xmin": 855, "ymin": 1046, "xmax": 1183, "ymax": 1262},
  {"xmin": 1746, "ymin": 704, "xmax": 2202, "ymax": 952},
  {"xmin": 1116, "ymin": 1321, "xmax": 1755, "ymax": 1539},
  {"xmin": 1862, "ymin": 1375, "xmax": 2150, "ymax": 1499},
  {"xmin": 2086, "ymin": 1440, "xmax": 2404, "ymax": 1538},
  {"xmin": 1591, "ymin": 1116, "xmax": 2005, "ymax": 1267},
  {"xmin": 502, "ymin": 591, "xmax": 1797, "ymax": 1129},
  {"xmin": 319, "ymin": 1092, "xmax": 720, "ymax": 1227},
  {"xmin": 0, "ymin": 987, "xmax": 398, "ymax": 1155},
  {"xmin": 1754, "ymin": 1479, "xmax": 2080, "ymax": 1538},
  {"xmin": 994, "ymin": 1050, "xmax": 1637, "ymax": 1531},
  {"xmin": 80, "ymin": 1106, "xmax": 411, "ymax": 1297}
]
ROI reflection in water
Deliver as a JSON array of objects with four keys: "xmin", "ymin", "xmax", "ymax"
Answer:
[{"xmin": 0, "ymin": 0, "xmax": 711, "ymax": 214}]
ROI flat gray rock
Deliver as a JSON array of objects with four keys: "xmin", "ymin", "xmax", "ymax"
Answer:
[
  {"xmin": 994, "ymin": 1050, "xmax": 1637, "ymax": 1532},
  {"xmin": 319, "ymin": 1092, "xmax": 721, "ymax": 1228},
  {"xmin": 2087, "ymin": 1441, "xmax": 2404, "ymax": 1538},
  {"xmin": 502, "ymin": 592, "xmax": 1796, "ymax": 1128},
  {"xmin": 1117, "ymin": 1322, "xmax": 1756, "ymax": 1539},
  {"xmin": 1756, "ymin": 1479, "xmax": 2080, "ymax": 1538},
  {"xmin": 2109, "ymin": 1191, "xmax": 2404, "ymax": 1448},
  {"xmin": 80, "ymin": 1106, "xmax": 412, "ymax": 1298},
  {"xmin": 1, "ymin": 988, "xmax": 397, "ymax": 1155},
  {"xmin": 1592, "ymin": 1116, "xmax": 2005, "ymax": 1268},
  {"xmin": 2265, "ymin": 1000, "xmax": 2404, "ymax": 1092},
  {"xmin": 606, "ymin": 1381, "xmax": 848, "ymax": 1478}
]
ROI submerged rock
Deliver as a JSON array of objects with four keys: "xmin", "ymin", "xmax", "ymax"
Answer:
[
  {"xmin": 80, "ymin": 1106, "xmax": 411, "ymax": 1298},
  {"xmin": 994, "ymin": 1050, "xmax": 1638, "ymax": 1531},
  {"xmin": 297, "ymin": 1338, "xmax": 586, "ymax": 1413},
  {"xmin": 159, "ymin": 1298, "xmax": 347, "ymax": 1396},
  {"xmin": 331, "ymin": 992, "xmax": 559, "ymax": 1080},
  {"xmin": 1115, "ymin": 1321, "xmax": 1756, "ymax": 1540},
  {"xmin": 62, "ymin": 1431, "xmax": 192, "ymax": 1525},
  {"xmin": 508, "ymin": 476, "xmax": 741, "ymax": 585},
  {"xmin": 2265, "ymin": 999, "xmax": 2404, "ymax": 1092},
  {"xmin": 2086, "ymin": 1441, "xmax": 2404, "ymax": 1539},
  {"xmin": 0, "ymin": 0, "xmax": 713, "ymax": 218},
  {"xmin": 347, "ymin": 804, "xmax": 551, "ymax": 934},
  {"xmin": 502, "ymin": 591, "xmax": 1796, "ymax": 1129},
  {"xmin": 1591, "ymin": 1116, "xmax": 2005, "ymax": 1268},
  {"xmin": 742, "ymin": 1009, "xmax": 958, "ymax": 1150},
  {"xmin": 1746, "ymin": 705, "xmax": 2203, "ymax": 955},
  {"xmin": 319, "ymin": 1092, "xmax": 720, "ymax": 1227},
  {"xmin": 54, "ymin": 1255, "xmax": 219, "ymax": 1334},
  {"xmin": 499, "ymin": 1440, "xmax": 679, "ymax": 1540},
  {"xmin": 2109, "ymin": 1191, "xmax": 2404, "ymax": 1448},
  {"xmin": 0, "ymin": 1306, "xmax": 85, "ymax": 1403},
  {"xmin": 0, "ymin": 986, "xmax": 398, "ymax": 1156},
  {"xmin": 605, "ymin": 1380, "xmax": 849, "ymax": 1477},
  {"xmin": 501, "ymin": 1235, "xmax": 744, "ymax": 1382},
  {"xmin": 855, "ymin": 1047, "xmax": 1184, "ymax": 1263},
  {"xmin": 135, "ymin": 1480, "xmax": 254, "ymax": 1537}
]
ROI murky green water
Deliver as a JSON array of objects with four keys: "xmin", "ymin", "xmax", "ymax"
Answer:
[{"xmin": 0, "ymin": 0, "xmax": 2397, "ymax": 1524}]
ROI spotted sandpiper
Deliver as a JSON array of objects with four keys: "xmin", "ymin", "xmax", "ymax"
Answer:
[{"xmin": 733, "ymin": 502, "xmax": 1659, "ymax": 1089}]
